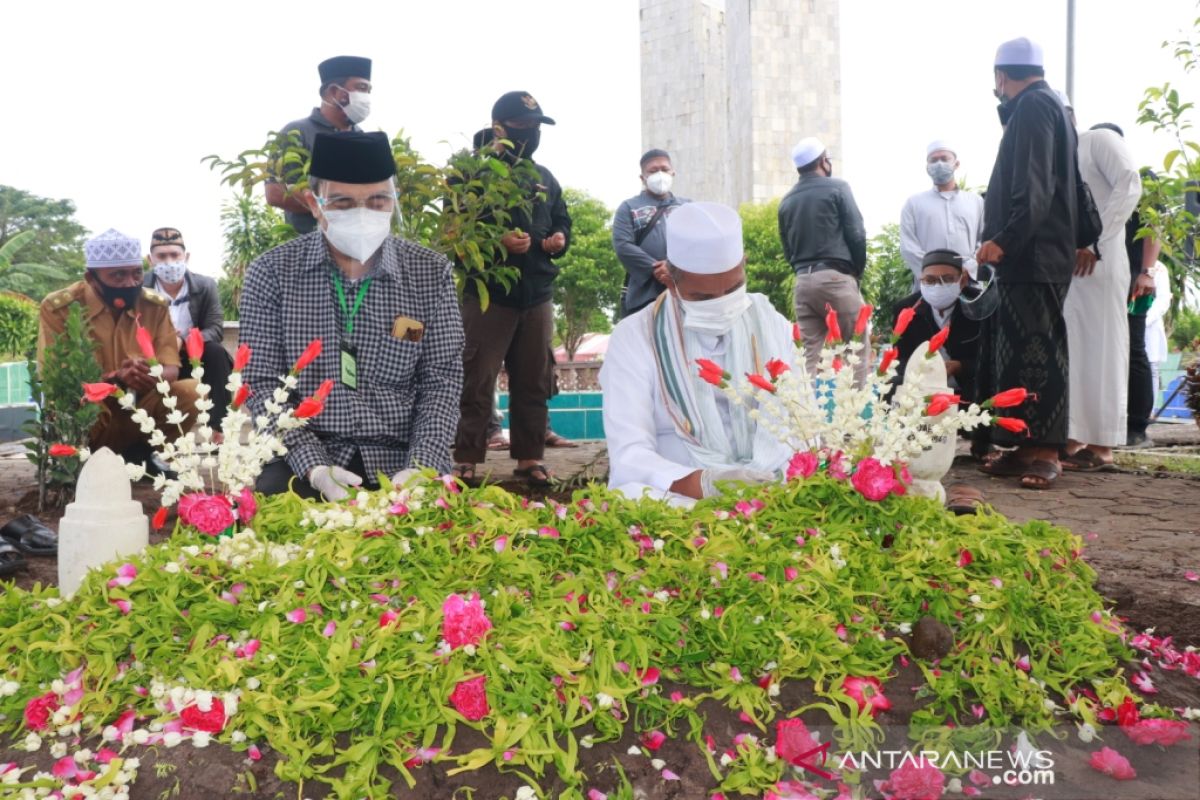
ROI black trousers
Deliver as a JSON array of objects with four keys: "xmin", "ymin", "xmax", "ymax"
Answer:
[
  {"xmin": 1127, "ymin": 314, "xmax": 1154, "ymax": 435},
  {"xmin": 179, "ymin": 339, "xmax": 232, "ymax": 431},
  {"xmin": 257, "ymin": 451, "xmax": 371, "ymax": 499}
]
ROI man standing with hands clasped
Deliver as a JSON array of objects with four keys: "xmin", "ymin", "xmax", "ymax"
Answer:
[{"xmin": 612, "ymin": 149, "xmax": 689, "ymax": 317}]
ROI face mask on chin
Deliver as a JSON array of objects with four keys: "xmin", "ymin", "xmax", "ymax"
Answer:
[
  {"xmin": 320, "ymin": 207, "xmax": 393, "ymax": 263},
  {"xmin": 678, "ymin": 286, "xmax": 751, "ymax": 335},
  {"xmin": 89, "ymin": 271, "xmax": 142, "ymax": 310}
]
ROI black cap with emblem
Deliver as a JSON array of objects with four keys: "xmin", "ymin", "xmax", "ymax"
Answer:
[
  {"xmin": 310, "ymin": 132, "xmax": 397, "ymax": 184},
  {"xmin": 491, "ymin": 91, "xmax": 555, "ymax": 125}
]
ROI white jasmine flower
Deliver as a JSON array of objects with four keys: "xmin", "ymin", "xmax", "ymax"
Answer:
[
  {"xmin": 23, "ymin": 732, "xmax": 41, "ymax": 751},
  {"xmin": 1078, "ymin": 722, "xmax": 1097, "ymax": 743},
  {"xmin": 162, "ymin": 731, "xmax": 183, "ymax": 748},
  {"xmin": 163, "ymin": 562, "xmax": 180, "ymax": 574},
  {"xmin": 514, "ymin": 787, "xmax": 538, "ymax": 800},
  {"xmin": 596, "ymin": 692, "xmax": 614, "ymax": 709},
  {"xmin": 246, "ymin": 677, "xmax": 261, "ymax": 690},
  {"xmin": 192, "ymin": 731, "xmax": 211, "ymax": 748},
  {"xmin": 650, "ymin": 758, "xmax": 666, "ymax": 770},
  {"xmin": 50, "ymin": 742, "xmax": 67, "ymax": 758},
  {"xmin": 131, "ymin": 729, "xmax": 150, "ymax": 745}
]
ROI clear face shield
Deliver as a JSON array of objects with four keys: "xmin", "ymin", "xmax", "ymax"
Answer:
[
  {"xmin": 312, "ymin": 177, "xmax": 400, "ymax": 263},
  {"xmin": 959, "ymin": 262, "xmax": 999, "ymax": 321}
]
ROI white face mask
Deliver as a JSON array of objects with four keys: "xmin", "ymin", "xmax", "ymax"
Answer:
[
  {"xmin": 919, "ymin": 281, "xmax": 963, "ymax": 311},
  {"xmin": 679, "ymin": 286, "xmax": 751, "ymax": 335},
  {"xmin": 645, "ymin": 171, "xmax": 673, "ymax": 195},
  {"xmin": 320, "ymin": 207, "xmax": 392, "ymax": 262},
  {"xmin": 339, "ymin": 91, "xmax": 372, "ymax": 124},
  {"xmin": 926, "ymin": 160, "xmax": 956, "ymax": 186},
  {"xmin": 153, "ymin": 260, "xmax": 187, "ymax": 284}
]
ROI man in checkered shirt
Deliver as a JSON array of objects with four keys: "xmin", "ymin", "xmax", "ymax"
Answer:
[{"xmin": 241, "ymin": 131, "xmax": 464, "ymax": 501}]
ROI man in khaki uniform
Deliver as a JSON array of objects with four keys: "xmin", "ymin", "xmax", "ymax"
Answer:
[{"xmin": 38, "ymin": 228, "xmax": 198, "ymax": 459}]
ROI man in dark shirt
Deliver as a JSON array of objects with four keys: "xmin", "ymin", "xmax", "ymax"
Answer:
[
  {"xmin": 452, "ymin": 91, "xmax": 571, "ymax": 488},
  {"xmin": 891, "ymin": 250, "xmax": 983, "ymax": 402},
  {"xmin": 777, "ymin": 137, "xmax": 870, "ymax": 382},
  {"xmin": 612, "ymin": 149, "xmax": 689, "ymax": 317},
  {"xmin": 265, "ymin": 56, "xmax": 371, "ymax": 234},
  {"xmin": 976, "ymin": 37, "xmax": 1078, "ymax": 489}
]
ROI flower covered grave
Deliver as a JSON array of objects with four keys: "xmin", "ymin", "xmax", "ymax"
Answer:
[{"xmin": 2, "ymin": 472, "xmax": 1196, "ymax": 799}]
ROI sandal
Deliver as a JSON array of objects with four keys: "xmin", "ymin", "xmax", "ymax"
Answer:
[
  {"xmin": 977, "ymin": 450, "xmax": 1030, "ymax": 478},
  {"xmin": 0, "ymin": 540, "xmax": 28, "ymax": 578},
  {"xmin": 1061, "ymin": 449, "xmax": 1116, "ymax": 473},
  {"xmin": 450, "ymin": 463, "xmax": 483, "ymax": 489},
  {"xmin": 945, "ymin": 484, "xmax": 986, "ymax": 515},
  {"xmin": 545, "ymin": 432, "xmax": 579, "ymax": 449},
  {"xmin": 487, "ymin": 434, "xmax": 510, "ymax": 451},
  {"xmin": 1020, "ymin": 459, "xmax": 1061, "ymax": 490},
  {"xmin": 514, "ymin": 464, "xmax": 556, "ymax": 487},
  {"xmin": 0, "ymin": 514, "xmax": 58, "ymax": 556}
]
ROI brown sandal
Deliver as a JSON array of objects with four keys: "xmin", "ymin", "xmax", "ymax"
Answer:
[
  {"xmin": 1061, "ymin": 449, "xmax": 1116, "ymax": 473},
  {"xmin": 545, "ymin": 432, "xmax": 579, "ymax": 448},
  {"xmin": 451, "ymin": 463, "xmax": 483, "ymax": 488},
  {"xmin": 945, "ymin": 484, "xmax": 985, "ymax": 515},
  {"xmin": 977, "ymin": 450, "xmax": 1029, "ymax": 477},
  {"xmin": 1020, "ymin": 460, "xmax": 1060, "ymax": 490},
  {"xmin": 513, "ymin": 464, "xmax": 556, "ymax": 487}
]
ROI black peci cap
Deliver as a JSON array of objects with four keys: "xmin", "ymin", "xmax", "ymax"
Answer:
[
  {"xmin": 921, "ymin": 249, "xmax": 964, "ymax": 271},
  {"xmin": 318, "ymin": 55, "xmax": 372, "ymax": 83},
  {"xmin": 310, "ymin": 132, "xmax": 396, "ymax": 184}
]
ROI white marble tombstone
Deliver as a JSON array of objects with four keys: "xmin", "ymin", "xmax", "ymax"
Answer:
[
  {"xmin": 58, "ymin": 447, "xmax": 148, "ymax": 596},
  {"xmin": 902, "ymin": 341, "xmax": 956, "ymax": 502}
]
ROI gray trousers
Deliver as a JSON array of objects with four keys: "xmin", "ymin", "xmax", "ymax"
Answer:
[{"xmin": 793, "ymin": 269, "xmax": 872, "ymax": 385}]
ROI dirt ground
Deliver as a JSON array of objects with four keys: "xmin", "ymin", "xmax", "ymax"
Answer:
[{"xmin": 2, "ymin": 424, "xmax": 1199, "ymax": 799}]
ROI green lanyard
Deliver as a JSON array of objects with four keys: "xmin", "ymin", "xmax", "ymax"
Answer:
[{"xmin": 332, "ymin": 273, "xmax": 372, "ymax": 335}]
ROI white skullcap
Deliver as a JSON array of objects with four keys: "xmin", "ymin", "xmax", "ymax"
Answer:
[
  {"xmin": 84, "ymin": 229, "xmax": 142, "ymax": 269},
  {"xmin": 790, "ymin": 137, "xmax": 826, "ymax": 168},
  {"xmin": 994, "ymin": 37, "xmax": 1044, "ymax": 67},
  {"xmin": 665, "ymin": 202, "xmax": 744, "ymax": 275},
  {"xmin": 1053, "ymin": 89, "xmax": 1073, "ymax": 110},
  {"xmin": 926, "ymin": 140, "xmax": 955, "ymax": 157}
]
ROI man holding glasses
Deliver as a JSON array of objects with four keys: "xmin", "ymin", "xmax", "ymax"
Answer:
[{"xmin": 241, "ymin": 131, "xmax": 465, "ymax": 500}]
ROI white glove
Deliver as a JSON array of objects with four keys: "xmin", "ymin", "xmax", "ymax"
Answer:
[
  {"xmin": 700, "ymin": 467, "xmax": 776, "ymax": 498},
  {"xmin": 389, "ymin": 467, "xmax": 425, "ymax": 488},
  {"xmin": 308, "ymin": 465, "xmax": 363, "ymax": 502}
]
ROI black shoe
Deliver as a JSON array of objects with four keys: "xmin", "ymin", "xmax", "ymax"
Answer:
[
  {"xmin": 1124, "ymin": 431, "xmax": 1155, "ymax": 449},
  {"xmin": 0, "ymin": 515, "xmax": 57, "ymax": 556}
]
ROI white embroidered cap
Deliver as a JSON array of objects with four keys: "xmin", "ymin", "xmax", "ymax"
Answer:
[
  {"xmin": 84, "ymin": 229, "xmax": 142, "ymax": 269},
  {"xmin": 790, "ymin": 137, "xmax": 826, "ymax": 168},
  {"xmin": 994, "ymin": 37, "xmax": 1044, "ymax": 67},
  {"xmin": 665, "ymin": 202, "xmax": 743, "ymax": 275}
]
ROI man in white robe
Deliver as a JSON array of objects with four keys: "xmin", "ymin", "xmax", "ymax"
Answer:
[
  {"xmin": 900, "ymin": 140, "xmax": 985, "ymax": 287},
  {"xmin": 600, "ymin": 202, "xmax": 795, "ymax": 505},
  {"xmin": 1063, "ymin": 111, "xmax": 1142, "ymax": 470}
]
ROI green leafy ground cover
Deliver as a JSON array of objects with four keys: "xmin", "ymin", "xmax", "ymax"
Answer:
[{"xmin": 0, "ymin": 475, "xmax": 1173, "ymax": 799}]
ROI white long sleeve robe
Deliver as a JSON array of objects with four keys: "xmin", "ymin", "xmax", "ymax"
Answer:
[
  {"xmin": 899, "ymin": 188, "xmax": 985, "ymax": 285},
  {"xmin": 599, "ymin": 294, "xmax": 795, "ymax": 504},
  {"xmin": 1066, "ymin": 128, "xmax": 1143, "ymax": 446}
]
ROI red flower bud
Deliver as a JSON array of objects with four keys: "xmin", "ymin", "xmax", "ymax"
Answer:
[
  {"xmin": 695, "ymin": 358, "xmax": 728, "ymax": 377},
  {"xmin": 294, "ymin": 397, "xmax": 325, "ymax": 419},
  {"xmin": 134, "ymin": 314, "xmax": 156, "ymax": 362},
  {"xmin": 49, "ymin": 444, "xmax": 78, "ymax": 457},
  {"xmin": 824, "ymin": 304, "xmax": 842, "ymax": 344},
  {"xmin": 987, "ymin": 388, "xmax": 1034, "ymax": 409},
  {"xmin": 699, "ymin": 368, "xmax": 726, "ymax": 387},
  {"xmin": 765, "ymin": 358, "xmax": 790, "ymax": 380},
  {"xmin": 792, "ymin": 322, "xmax": 802, "ymax": 345},
  {"xmin": 854, "ymin": 304, "xmax": 873, "ymax": 337},
  {"xmin": 925, "ymin": 393, "xmax": 961, "ymax": 417},
  {"xmin": 893, "ymin": 304, "xmax": 917, "ymax": 338},
  {"xmin": 82, "ymin": 382, "xmax": 120, "ymax": 403},
  {"xmin": 832, "ymin": 356, "xmax": 844, "ymax": 373},
  {"xmin": 186, "ymin": 327, "xmax": 204, "ymax": 363},
  {"xmin": 878, "ymin": 347, "xmax": 899, "ymax": 375},
  {"xmin": 926, "ymin": 325, "xmax": 951, "ymax": 357},
  {"xmin": 293, "ymin": 339, "xmax": 322, "ymax": 374},
  {"xmin": 314, "ymin": 379, "xmax": 335, "ymax": 402},
  {"xmin": 233, "ymin": 343, "xmax": 251, "ymax": 372},
  {"xmin": 152, "ymin": 507, "xmax": 169, "ymax": 531},
  {"xmin": 747, "ymin": 373, "xmax": 777, "ymax": 393},
  {"xmin": 994, "ymin": 416, "xmax": 1030, "ymax": 435},
  {"xmin": 231, "ymin": 385, "xmax": 250, "ymax": 410}
]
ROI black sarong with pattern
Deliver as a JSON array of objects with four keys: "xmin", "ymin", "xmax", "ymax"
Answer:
[{"xmin": 974, "ymin": 282, "xmax": 1070, "ymax": 449}]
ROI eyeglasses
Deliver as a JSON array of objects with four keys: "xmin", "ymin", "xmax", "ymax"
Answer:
[
  {"xmin": 919, "ymin": 275, "xmax": 960, "ymax": 286},
  {"xmin": 316, "ymin": 192, "xmax": 397, "ymax": 212}
]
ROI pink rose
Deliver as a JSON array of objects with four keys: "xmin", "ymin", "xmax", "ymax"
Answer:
[
  {"xmin": 24, "ymin": 691, "xmax": 59, "ymax": 730},
  {"xmin": 775, "ymin": 718, "xmax": 823, "ymax": 768},
  {"xmin": 442, "ymin": 593, "xmax": 493, "ymax": 650},
  {"xmin": 881, "ymin": 759, "xmax": 945, "ymax": 800},
  {"xmin": 178, "ymin": 493, "xmax": 235, "ymax": 536},
  {"xmin": 235, "ymin": 488, "xmax": 257, "ymax": 524},
  {"xmin": 180, "ymin": 697, "xmax": 227, "ymax": 733},
  {"xmin": 850, "ymin": 457, "xmax": 895, "ymax": 502},
  {"xmin": 1088, "ymin": 746, "xmax": 1137, "ymax": 780},
  {"xmin": 786, "ymin": 451, "xmax": 819, "ymax": 480},
  {"xmin": 826, "ymin": 451, "xmax": 849, "ymax": 480},
  {"xmin": 449, "ymin": 675, "xmax": 489, "ymax": 721},
  {"xmin": 1122, "ymin": 718, "xmax": 1192, "ymax": 747},
  {"xmin": 892, "ymin": 462, "xmax": 912, "ymax": 495}
]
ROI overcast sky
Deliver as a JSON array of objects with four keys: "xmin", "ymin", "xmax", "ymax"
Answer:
[{"xmin": 1, "ymin": 0, "xmax": 1196, "ymax": 278}]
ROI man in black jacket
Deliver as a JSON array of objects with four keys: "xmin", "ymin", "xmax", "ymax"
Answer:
[
  {"xmin": 975, "ymin": 37, "xmax": 1078, "ymax": 489},
  {"xmin": 143, "ymin": 227, "xmax": 232, "ymax": 431},
  {"xmin": 777, "ymin": 137, "xmax": 870, "ymax": 383},
  {"xmin": 452, "ymin": 92, "xmax": 571, "ymax": 487},
  {"xmin": 891, "ymin": 250, "xmax": 982, "ymax": 402}
]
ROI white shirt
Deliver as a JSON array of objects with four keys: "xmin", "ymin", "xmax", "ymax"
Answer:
[
  {"xmin": 153, "ymin": 277, "xmax": 193, "ymax": 336},
  {"xmin": 899, "ymin": 187, "xmax": 985, "ymax": 284},
  {"xmin": 599, "ymin": 294, "xmax": 795, "ymax": 493},
  {"xmin": 1145, "ymin": 262, "xmax": 1172, "ymax": 364}
]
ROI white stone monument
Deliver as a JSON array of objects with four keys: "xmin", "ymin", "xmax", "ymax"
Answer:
[
  {"xmin": 902, "ymin": 341, "xmax": 956, "ymax": 502},
  {"xmin": 58, "ymin": 447, "xmax": 147, "ymax": 596}
]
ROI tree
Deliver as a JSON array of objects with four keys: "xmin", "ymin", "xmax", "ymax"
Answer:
[
  {"xmin": 0, "ymin": 185, "xmax": 87, "ymax": 299},
  {"xmin": 738, "ymin": 199, "xmax": 794, "ymax": 317},
  {"xmin": 860, "ymin": 224, "xmax": 914, "ymax": 335},
  {"xmin": 553, "ymin": 189, "xmax": 623, "ymax": 360},
  {"xmin": 217, "ymin": 195, "xmax": 296, "ymax": 320},
  {"xmin": 0, "ymin": 231, "xmax": 72, "ymax": 297}
]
